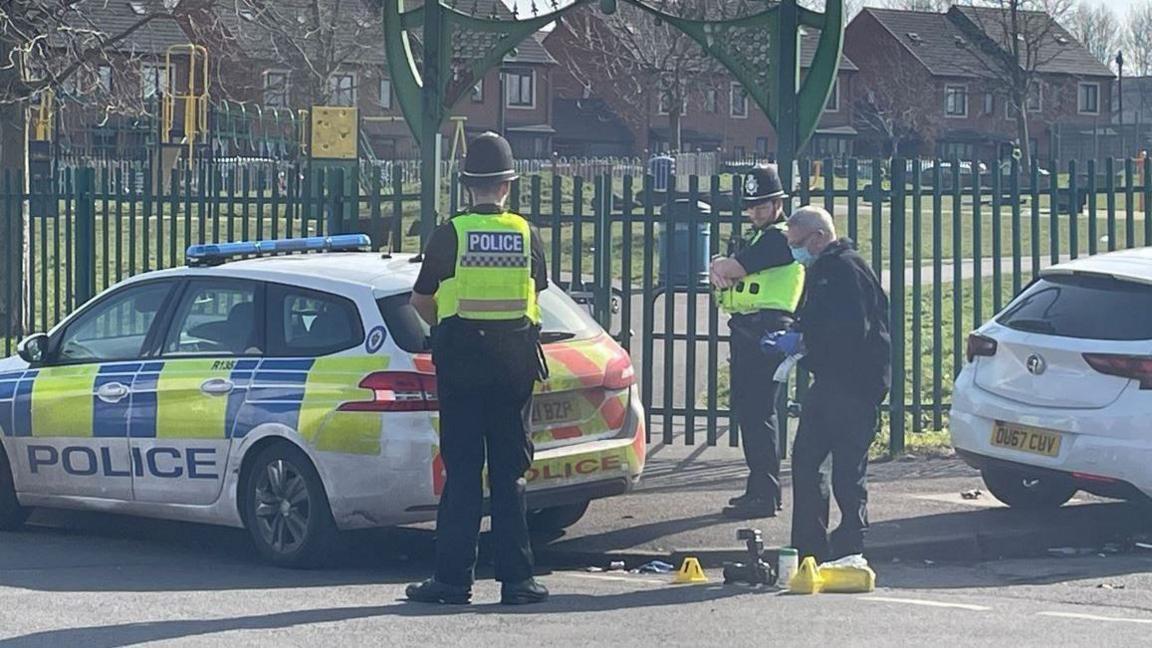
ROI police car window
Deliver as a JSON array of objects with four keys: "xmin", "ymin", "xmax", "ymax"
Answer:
[
  {"xmin": 56, "ymin": 282, "xmax": 173, "ymax": 363},
  {"xmin": 268, "ymin": 285, "xmax": 363, "ymax": 357},
  {"xmin": 377, "ymin": 287, "xmax": 600, "ymax": 354},
  {"xmin": 165, "ymin": 281, "xmax": 261, "ymax": 356}
]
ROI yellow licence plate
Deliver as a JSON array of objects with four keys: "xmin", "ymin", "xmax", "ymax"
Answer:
[
  {"xmin": 991, "ymin": 422, "xmax": 1062, "ymax": 458},
  {"xmin": 531, "ymin": 396, "xmax": 579, "ymax": 425}
]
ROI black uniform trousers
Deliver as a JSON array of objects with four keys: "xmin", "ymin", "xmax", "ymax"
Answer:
[
  {"xmin": 432, "ymin": 322, "xmax": 539, "ymax": 587},
  {"xmin": 729, "ymin": 313, "xmax": 787, "ymax": 507},
  {"xmin": 790, "ymin": 379, "xmax": 880, "ymax": 563}
]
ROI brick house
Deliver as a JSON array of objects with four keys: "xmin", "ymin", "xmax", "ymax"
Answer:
[
  {"xmin": 544, "ymin": 16, "xmax": 859, "ymax": 160},
  {"xmin": 845, "ymin": 6, "xmax": 1116, "ymax": 162},
  {"xmin": 182, "ymin": 0, "xmax": 556, "ymax": 161},
  {"xmin": 50, "ymin": 0, "xmax": 198, "ymax": 159}
]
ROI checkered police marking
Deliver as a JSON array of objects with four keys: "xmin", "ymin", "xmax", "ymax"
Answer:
[{"xmin": 460, "ymin": 231, "xmax": 528, "ymax": 268}]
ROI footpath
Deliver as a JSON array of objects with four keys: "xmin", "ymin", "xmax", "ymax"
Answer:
[{"xmin": 535, "ymin": 444, "xmax": 1150, "ymax": 568}]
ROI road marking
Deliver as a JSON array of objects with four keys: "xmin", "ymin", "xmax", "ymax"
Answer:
[
  {"xmin": 861, "ymin": 596, "xmax": 991, "ymax": 611},
  {"xmin": 558, "ymin": 572, "xmax": 669, "ymax": 586},
  {"xmin": 1038, "ymin": 612, "xmax": 1152, "ymax": 625}
]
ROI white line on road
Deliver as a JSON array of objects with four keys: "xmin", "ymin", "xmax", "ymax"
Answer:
[
  {"xmin": 861, "ymin": 596, "xmax": 991, "ymax": 611},
  {"xmin": 1037, "ymin": 612, "xmax": 1152, "ymax": 625},
  {"xmin": 557, "ymin": 572, "xmax": 670, "ymax": 586}
]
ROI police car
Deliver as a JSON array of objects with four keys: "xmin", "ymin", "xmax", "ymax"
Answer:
[{"xmin": 0, "ymin": 235, "xmax": 646, "ymax": 567}]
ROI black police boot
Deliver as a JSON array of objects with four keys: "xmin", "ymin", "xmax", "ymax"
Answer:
[
  {"xmin": 501, "ymin": 578, "xmax": 550, "ymax": 605},
  {"xmin": 728, "ymin": 493, "xmax": 757, "ymax": 507},
  {"xmin": 405, "ymin": 578, "xmax": 472, "ymax": 605},
  {"xmin": 722, "ymin": 498, "xmax": 778, "ymax": 519}
]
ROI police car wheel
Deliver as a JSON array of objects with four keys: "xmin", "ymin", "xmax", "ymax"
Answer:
[
  {"xmin": 528, "ymin": 500, "xmax": 590, "ymax": 534},
  {"xmin": 241, "ymin": 443, "xmax": 337, "ymax": 568},
  {"xmin": 0, "ymin": 447, "xmax": 29, "ymax": 531}
]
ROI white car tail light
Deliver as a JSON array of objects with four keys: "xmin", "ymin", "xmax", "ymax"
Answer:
[
  {"xmin": 1082, "ymin": 354, "xmax": 1152, "ymax": 390},
  {"xmin": 966, "ymin": 333, "xmax": 998, "ymax": 363}
]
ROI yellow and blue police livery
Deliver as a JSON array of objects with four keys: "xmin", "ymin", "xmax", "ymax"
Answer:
[{"xmin": 0, "ymin": 235, "xmax": 647, "ymax": 567}]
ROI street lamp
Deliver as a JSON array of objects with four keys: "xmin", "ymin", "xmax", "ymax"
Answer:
[{"xmin": 1117, "ymin": 50, "xmax": 1125, "ymax": 159}]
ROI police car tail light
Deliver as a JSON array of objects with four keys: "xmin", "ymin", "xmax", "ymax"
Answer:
[
  {"xmin": 339, "ymin": 372, "xmax": 439, "ymax": 412},
  {"xmin": 603, "ymin": 352, "xmax": 636, "ymax": 390},
  {"xmin": 1083, "ymin": 354, "xmax": 1152, "ymax": 389},
  {"xmin": 966, "ymin": 333, "xmax": 998, "ymax": 363}
]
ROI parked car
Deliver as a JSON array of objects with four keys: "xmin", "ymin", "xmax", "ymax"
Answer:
[{"xmin": 950, "ymin": 248, "xmax": 1152, "ymax": 508}]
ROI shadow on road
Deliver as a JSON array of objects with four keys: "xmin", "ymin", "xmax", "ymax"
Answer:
[{"xmin": 0, "ymin": 586, "xmax": 763, "ymax": 648}]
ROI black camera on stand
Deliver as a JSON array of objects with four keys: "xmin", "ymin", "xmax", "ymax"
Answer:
[{"xmin": 722, "ymin": 528, "xmax": 777, "ymax": 586}]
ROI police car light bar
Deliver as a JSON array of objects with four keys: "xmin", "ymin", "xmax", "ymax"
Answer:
[{"xmin": 186, "ymin": 234, "xmax": 372, "ymax": 266}]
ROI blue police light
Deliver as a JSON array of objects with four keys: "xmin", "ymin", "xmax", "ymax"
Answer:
[{"xmin": 186, "ymin": 234, "xmax": 371, "ymax": 266}]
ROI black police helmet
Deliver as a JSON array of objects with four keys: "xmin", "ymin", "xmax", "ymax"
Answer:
[
  {"xmin": 742, "ymin": 164, "xmax": 787, "ymax": 207},
  {"xmin": 461, "ymin": 132, "xmax": 519, "ymax": 185}
]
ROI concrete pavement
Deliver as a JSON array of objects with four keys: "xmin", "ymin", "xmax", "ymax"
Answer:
[
  {"xmin": 6, "ymin": 527, "xmax": 1152, "ymax": 646},
  {"xmin": 537, "ymin": 445, "xmax": 1149, "ymax": 568}
]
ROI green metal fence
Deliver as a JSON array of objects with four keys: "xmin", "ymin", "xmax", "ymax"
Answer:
[{"xmin": 3, "ymin": 157, "xmax": 1150, "ymax": 455}]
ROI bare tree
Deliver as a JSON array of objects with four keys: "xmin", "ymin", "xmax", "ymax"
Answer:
[
  {"xmin": 952, "ymin": 0, "xmax": 1076, "ymax": 173},
  {"xmin": 879, "ymin": 0, "xmax": 954, "ymax": 11},
  {"xmin": 549, "ymin": 2, "xmax": 736, "ymax": 153},
  {"xmin": 1069, "ymin": 1, "xmax": 1119, "ymax": 68},
  {"xmin": 1123, "ymin": 0, "xmax": 1152, "ymax": 76},
  {"xmin": 184, "ymin": 0, "xmax": 383, "ymax": 108},
  {"xmin": 0, "ymin": 0, "xmax": 208, "ymax": 336},
  {"xmin": 854, "ymin": 47, "xmax": 940, "ymax": 158}
]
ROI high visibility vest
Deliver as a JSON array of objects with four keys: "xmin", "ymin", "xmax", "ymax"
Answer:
[
  {"xmin": 716, "ymin": 224, "xmax": 805, "ymax": 315},
  {"xmin": 435, "ymin": 212, "xmax": 540, "ymax": 324}
]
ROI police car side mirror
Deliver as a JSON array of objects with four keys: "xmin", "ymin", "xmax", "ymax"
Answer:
[{"xmin": 17, "ymin": 333, "xmax": 49, "ymax": 365}]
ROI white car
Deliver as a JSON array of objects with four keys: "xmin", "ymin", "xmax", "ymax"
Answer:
[
  {"xmin": 0, "ymin": 235, "xmax": 647, "ymax": 567},
  {"xmin": 951, "ymin": 247, "xmax": 1152, "ymax": 508}
]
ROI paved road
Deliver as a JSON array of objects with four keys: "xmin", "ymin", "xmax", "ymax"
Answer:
[{"xmin": 4, "ymin": 515, "xmax": 1152, "ymax": 647}]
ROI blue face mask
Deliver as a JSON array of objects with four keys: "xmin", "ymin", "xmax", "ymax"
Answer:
[{"xmin": 791, "ymin": 246, "xmax": 815, "ymax": 266}]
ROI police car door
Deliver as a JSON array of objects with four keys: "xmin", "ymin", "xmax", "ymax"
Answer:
[
  {"xmin": 7, "ymin": 280, "xmax": 177, "ymax": 500},
  {"xmin": 130, "ymin": 278, "xmax": 262, "ymax": 505}
]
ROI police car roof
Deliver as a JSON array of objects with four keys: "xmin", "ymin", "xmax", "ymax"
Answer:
[{"xmin": 143, "ymin": 252, "xmax": 423, "ymax": 294}]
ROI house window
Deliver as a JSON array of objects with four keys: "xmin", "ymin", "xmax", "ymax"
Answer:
[
  {"xmin": 705, "ymin": 88, "xmax": 718, "ymax": 113},
  {"xmin": 939, "ymin": 142, "xmax": 975, "ymax": 160},
  {"xmin": 141, "ymin": 64, "xmax": 170, "ymax": 99},
  {"xmin": 98, "ymin": 65, "xmax": 112, "ymax": 93},
  {"xmin": 505, "ymin": 69, "xmax": 535, "ymax": 109},
  {"xmin": 657, "ymin": 91, "xmax": 687, "ymax": 116},
  {"xmin": 328, "ymin": 73, "xmax": 357, "ymax": 106},
  {"xmin": 471, "ymin": 79, "xmax": 484, "ymax": 103},
  {"xmin": 1026, "ymin": 82, "xmax": 1043, "ymax": 112},
  {"xmin": 1078, "ymin": 82, "xmax": 1100, "ymax": 115},
  {"xmin": 983, "ymin": 93, "xmax": 995, "ymax": 115},
  {"xmin": 263, "ymin": 70, "xmax": 290, "ymax": 107},
  {"xmin": 825, "ymin": 79, "xmax": 840, "ymax": 112},
  {"xmin": 944, "ymin": 84, "xmax": 968, "ymax": 118},
  {"xmin": 379, "ymin": 78, "xmax": 392, "ymax": 110},
  {"xmin": 755, "ymin": 137, "xmax": 770, "ymax": 156},
  {"xmin": 733, "ymin": 145, "xmax": 746, "ymax": 158},
  {"xmin": 731, "ymin": 82, "xmax": 748, "ymax": 118}
]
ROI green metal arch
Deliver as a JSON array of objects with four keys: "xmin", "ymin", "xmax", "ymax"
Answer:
[{"xmin": 383, "ymin": 0, "xmax": 844, "ymax": 153}]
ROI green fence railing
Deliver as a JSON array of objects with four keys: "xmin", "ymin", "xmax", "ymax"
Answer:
[{"xmin": 3, "ymin": 157, "xmax": 1151, "ymax": 456}]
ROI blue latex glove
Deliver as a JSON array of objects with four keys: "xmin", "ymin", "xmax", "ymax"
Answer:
[{"xmin": 761, "ymin": 330, "xmax": 804, "ymax": 357}]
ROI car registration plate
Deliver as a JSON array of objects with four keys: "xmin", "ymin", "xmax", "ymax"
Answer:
[
  {"xmin": 531, "ymin": 396, "xmax": 578, "ymax": 425},
  {"xmin": 990, "ymin": 422, "xmax": 1062, "ymax": 458}
]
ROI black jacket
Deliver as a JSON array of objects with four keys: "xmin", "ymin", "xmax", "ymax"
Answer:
[{"xmin": 795, "ymin": 239, "xmax": 892, "ymax": 405}]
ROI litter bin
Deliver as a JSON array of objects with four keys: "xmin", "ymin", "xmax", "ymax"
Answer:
[
  {"xmin": 649, "ymin": 155, "xmax": 675, "ymax": 192},
  {"xmin": 657, "ymin": 199, "xmax": 711, "ymax": 288}
]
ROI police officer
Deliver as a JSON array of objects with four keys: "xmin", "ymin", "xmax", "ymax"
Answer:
[
  {"xmin": 780, "ymin": 206, "xmax": 891, "ymax": 563},
  {"xmin": 709, "ymin": 164, "xmax": 805, "ymax": 518},
  {"xmin": 406, "ymin": 132, "xmax": 550, "ymax": 606}
]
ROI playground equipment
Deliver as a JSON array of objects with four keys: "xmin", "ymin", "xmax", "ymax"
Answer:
[{"xmin": 163, "ymin": 44, "xmax": 209, "ymax": 164}]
